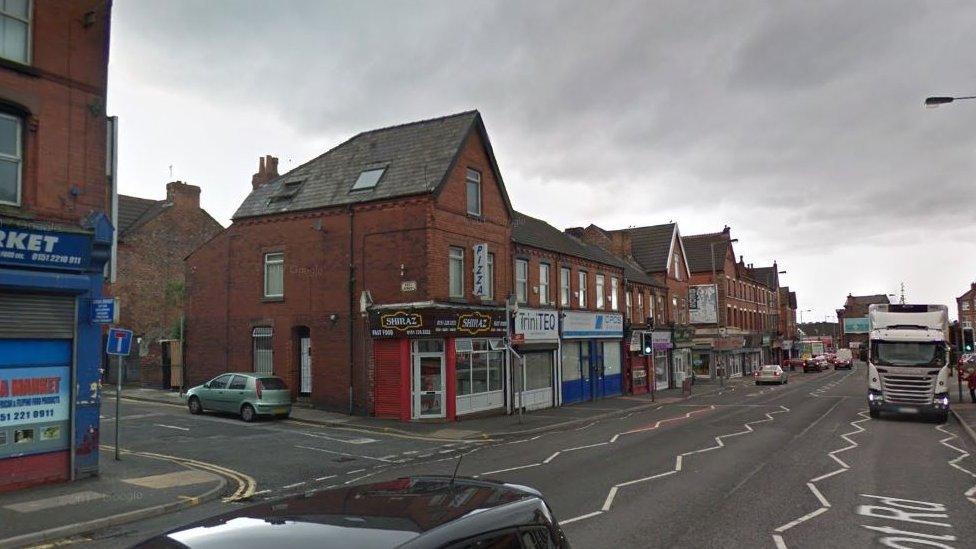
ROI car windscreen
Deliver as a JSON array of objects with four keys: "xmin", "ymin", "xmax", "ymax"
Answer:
[
  {"xmin": 259, "ymin": 377, "xmax": 287, "ymax": 390},
  {"xmin": 762, "ymin": 366, "xmax": 779, "ymax": 372},
  {"xmin": 872, "ymin": 342, "xmax": 945, "ymax": 367}
]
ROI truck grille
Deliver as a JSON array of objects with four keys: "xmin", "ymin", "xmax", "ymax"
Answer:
[{"xmin": 880, "ymin": 372, "xmax": 935, "ymax": 405}]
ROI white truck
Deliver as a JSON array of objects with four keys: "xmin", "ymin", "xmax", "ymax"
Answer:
[{"xmin": 867, "ymin": 304, "xmax": 951, "ymax": 422}]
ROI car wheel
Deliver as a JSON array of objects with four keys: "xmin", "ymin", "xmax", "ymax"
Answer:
[
  {"xmin": 188, "ymin": 396, "xmax": 202, "ymax": 415},
  {"xmin": 869, "ymin": 408, "xmax": 880, "ymax": 419},
  {"xmin": 241, "ymin": 404, "xmax": 256, "ymax": 422}
]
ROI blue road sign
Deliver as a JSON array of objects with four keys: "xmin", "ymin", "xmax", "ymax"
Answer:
[
  {"xmin": 91, "ymin": 298, "xmax": 118, "ymax": 324},
  {"xmin": 106, "ymin": 328, "xmax": 133, "ymax": 356}
]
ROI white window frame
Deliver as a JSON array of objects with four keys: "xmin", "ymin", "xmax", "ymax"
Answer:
[
  {"xmin": 595, "ymin": 274, "xmax": 605, "ymax": 309},
  {"xmin": 539, "ymin": 263, "xmax": 550, "ymax": 305},
  {"xmin": 449, "ymin": 246, "xmax": 465, "ymax": 298},
  {"xmin": 964, "ymin": 301, "xmax": 971, "ymax": 312},
  {"xmin": 0, "ymin": 0, "xmax": 31, "ymax": 66},
  {"xmin": 263, "ymin": 252, "xmax": 284, "ymax": 298},
  {"xmin": 578, "ymin": 271, "xmax": 587, "ymax": 308},
  {"xmin": 515, "ymin": 259, "xmax": 528, "ymax": 303},
  {"xmin": 626, "ymin": 291, "xmax": 632, "ymax": 319},
  {"xmin": 637, "ymin": 292, "xmax": 644, "ymax": 320},
  {"xmin": 466, "ymin": 168, "xmax": 482, "ymax": 216},
  {"xmin": 560, "ymin": 267, "xmax": 571, "ymax": 306},
  {"xmin": 610, "ymin": 277, "xmax": 619, "ymax": 311},
  {"xmin": 0, "ymin": 113, "xmax": 22, "ymax": 206}
]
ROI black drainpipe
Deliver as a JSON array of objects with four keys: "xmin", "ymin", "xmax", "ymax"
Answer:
[{"xmin": 348, "ymin": 205, "xmax": 355, "ymax": 415}]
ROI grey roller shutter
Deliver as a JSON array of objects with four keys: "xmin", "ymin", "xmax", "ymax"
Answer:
[{"xmin": 0, "ymin": 293, "xmax": 75, "ymax": 339}]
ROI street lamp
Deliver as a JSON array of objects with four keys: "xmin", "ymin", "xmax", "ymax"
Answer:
[
  {"xmin": 711, "ymin": 237, "xmax": 738, "ymax": 385},
  {"xmin": 924, "ymin": 95, "xmax": 976, "ymax": 108}
]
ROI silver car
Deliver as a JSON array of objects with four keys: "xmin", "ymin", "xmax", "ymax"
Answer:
[{"xmin": 754, "ymin": 364, "xmax": 789, "ymax": 385}]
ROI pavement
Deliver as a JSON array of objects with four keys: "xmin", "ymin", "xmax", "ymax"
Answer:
[
  {"xmin": 0, "ymin": 447, "xmax": 226, "ymax": 548},
  {"xmin": 9, "ymin": 364, "xmax": 976, "ymax": 548},
  {"xmin": 950, "ymin": 373, "xmax": 976, "ymax": 445}
]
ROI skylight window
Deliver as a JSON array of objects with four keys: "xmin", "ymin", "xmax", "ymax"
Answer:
[
  {"xmin": 351, "ymin": 168, "xmax": 385, "ymax": 191},
  {"xmin": 268, "ymin": 179, "xmax": 304, "ymax": 203}
]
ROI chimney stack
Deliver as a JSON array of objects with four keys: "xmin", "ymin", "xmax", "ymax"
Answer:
[
  {"xmin": 166, "ymin": 180, "xmax": 200, "ymax": 210},
  {"xmin": 251, "ymin": 155, "xmax": 279, "ymax": 190}
]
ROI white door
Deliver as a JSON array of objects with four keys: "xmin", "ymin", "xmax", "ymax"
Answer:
[
  {"xmin": 412, "ymin": 341, "xmax": 445, "ymax": 419},
  {"xmin": 300, "ymin": 337, "xmax": 312, "ymax": 394}
]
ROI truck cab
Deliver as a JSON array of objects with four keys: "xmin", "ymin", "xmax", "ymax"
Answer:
[{"xmin": 867, "ymin": 304, "xmax": 951, "ymax": 422}]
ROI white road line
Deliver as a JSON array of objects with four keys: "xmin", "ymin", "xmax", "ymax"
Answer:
[
  {"xmin": 281, "ymin": 482, "xmax": 305, "ymax": 489},
  {"xmin": 561, "ymin": 511, "xmax": 603, "ymax": 525},
  {"xmin": 154, "ymin": 424, "xmax": 190, "ymax": 431},
  {"xmin": 575, "ymin": 421, "xmax": 597, "ymax": 431},
  {"xmin": 251, "ymin": 489, "xmax": 272, "ymax": 496},
  {"xmin": 807, "ymin": 482, "xmax": 830, "ymax": 508},
  {"xmin": 293, "ymin": 445, "xmax": 394, "ymax": 463},
  {"xmin": 774, "ymin": 507, "xmax": 829, "ymax": 532},
  {"xmin": 602, "ymin": 487, "xmax": 618, "ymax": 511},
  {"xmin": 347, "ymin": 469, "xmax": 365, "ymax": 475},
  {"xmin": 297, "ymin": 432, "xmax": 377, "ymax": 445},
  {"xmin": 543, "ymin": 452, "xmax": 560, "ymax": 464},
  {"xmin": 481, "ymin": 463, "xmax": 541, "ymax": 476},
  {"xmin": 935, "ymin": 424, "xmax": 976, "ymax": 505},
  {"xmin": 315, "ymin": 475, "xmax": 336, "ymax": 482},
  {"xmin": 772, "ymin": 534, "xmax": 788, "ymax": 549},
  {"xmin": 564, "ymin": 442, "xmax": 609, "ymax": 452}
]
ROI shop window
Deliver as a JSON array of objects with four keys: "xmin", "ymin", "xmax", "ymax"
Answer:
[
  {"xmin": 521, "ymin": 351, "xmax": 553, "ymax": 391},
  {"xmin": 449, "ymin": 247, "xmax": 464, "ymax": 297},
  {"xmin": 515, "ymin": 259, "xmax": 528, "ymax": 303},
  {"xmin": 595, "ymin": 274, "xmax": 605, "ymax": 309},
  {"xmin": 560, "ymin": 267, "xmax": 571, "ymax": 306},
  {"xmin": 610, "ymin": 277, "xmax": 619, "ymax": 311},
  {"xmin": 455, "ymin": 338, "xmax": 504, "ymax": 396},
  {"xmin": 252, "ymin": 327, "xmax": 273, "ymax": 374},
  {"xmin": 0, "ymin": 113, "xmax": 22, "ymax": 206},
  {"xmin": 263, "ymin": 252, "xmax": 284, "ymax": 298},
  {"xmin": 0, "ymin": 0, "xmax": 29, "ymax": 65},
  {"xmin": 539, "ymin": 263, "xmax": 550, "ymax": 305},
  {"xmin": 561, "ymin": 341, "xmax": 581, "ymax": 382},
  {"xmin": 603, "ymin": 341, "xmax": 621, "ymax": 376},
  {"xmin": 465, "ymin": 168, "xmax": 482, "ymax": 216}
]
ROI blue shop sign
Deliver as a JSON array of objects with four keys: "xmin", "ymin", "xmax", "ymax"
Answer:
[{"xmin": 0, "ymin": 226, "xmax": 91, "ymax": 271}]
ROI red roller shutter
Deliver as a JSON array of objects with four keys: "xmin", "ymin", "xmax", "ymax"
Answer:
[{"xmin": 373, "ymin": 339, "xmax": 403, "ymax": 418}]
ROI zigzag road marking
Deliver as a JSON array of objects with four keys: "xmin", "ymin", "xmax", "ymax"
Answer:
[
  {"xmin": 935, "ymin": 424, "xmax": 976, "ymax": 506},
  {"xmin": 561, "ymin": 404, "xmax": 790, "ymax": 525},
  {"xmin": 771, "ymin": 408, "xmax": 871, "ymax": 548}
]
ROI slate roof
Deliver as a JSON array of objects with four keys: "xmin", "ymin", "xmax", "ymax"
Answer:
[
  {"xmin": 511, "ymin": 212, "xmax": 662, "ymax": 287},
  {"xmin": 233, "ymin": 110, "xmax": 512, "ymax": 219},
  {"xmin": 789, "ymin": 291, "xmax": 797, "ymax": 309},
  {"xmin": 625, "ymin": 223, "xmax": 677, "ymax": 273},
  {"xmin": 682, "ymin": 232, "xmax": 730, "ymax": 273},
  {"xmin": 749, "ymin": 266, "xmax": 778, "ymax": 289},
  {"xmin": 850, "ymin": 294, "xmax": 890, "ymax": 305},
  {"xmin": 117, "ymin": 195, "xmax": 169, "ymax": 237}
]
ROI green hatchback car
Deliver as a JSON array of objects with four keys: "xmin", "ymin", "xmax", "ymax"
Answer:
[{"xmin": 187, "ymin": 373, "xmax": 292, "ymax": 422}]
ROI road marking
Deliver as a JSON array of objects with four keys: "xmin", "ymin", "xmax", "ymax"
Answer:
[
  {"xmin": 543, "ymin": 452, "xmax": 560, "ymax": 464},
  {"xmin": 575, "ymin": 421, "xmax": 598, "ymax": 431},
  {"xmin": 480, "ymin": 463, "xmax": 541, "ymax": 476},
  {"xmin": 564, "ymin": 442, "xmax": 609, "ymax": 452},
  {"xmin": 251, "ymin": 489, "xmax": 272, "ymax": 496},
  {"xmin": 4, "ymin": 491, "xmax": 107, "ymax": 513},
  {"xmin": 347, "ymin": 469, "xmax": 366, "ymax": 475},
  {"xmin": 315, "ymin": 475, "xmax": 336, "ymax": 481},
  {"xmin": 935, "ymin": 424, "xmax": 976, "ymax": 506},
  {"xmin": 123, "ymin": 470, "xmax": 219, "ymax": 489},
  {"xmin": 774, "ymin": 507, "xmax": 829, "ymax": 532},
  {"xmin": 293, "ymin": 445, "xmax": 395, "ymax": 463},
  {"xmin": 154, "ymin": 424, "xmax": 190, "ymax": 431},
  {"xmin": 807, "ymin": 483, "xmax": 830, "ymax": 508},
  {"xmin": 560, "ymin": 511, "xmax": 603, "ymax": 525},
  {"xmin": 281, "ymin": 482, "xmax": 306, "ymax": 489},
  {"xmin": 297, "ymin": 431, "xmax": 377, "ymax": 445}
]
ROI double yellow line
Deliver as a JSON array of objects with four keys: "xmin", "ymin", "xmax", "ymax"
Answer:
[{"xmin": 99, "ymin": 444, "xmax": 257, "ymax": 502}]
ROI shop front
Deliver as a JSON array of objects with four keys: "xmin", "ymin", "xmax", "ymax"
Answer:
[
  {"xmin": 651, "ymin": 330, "xmax": 672, "ymax": 391},
  {"xmin": 560, "ymin": 311, "xmax": 624, "ymax": 404},
  {"xmin": 624, "ymin": 329, "xmax": 651, "ymax": 395},
  {"xmin": 511, "ymin": 308, "xmax": 559, "ymax": 410},
  {"xmin": 713, "ymin": 336, "xmax": 745, "ymax": 377},
  {"xmin": 671, "ymin": 326, "xmax": 694, "ymax": 387},
  {"xmin": 0, "ymin": 215, "xmax": 112, "ymax": 491},
  {"xmin": 368, "ymin": 305, "xmax": 507, "ymax": 422}
]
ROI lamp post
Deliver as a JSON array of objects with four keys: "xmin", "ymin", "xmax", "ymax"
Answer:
[{"xmin": 710, "ymin": 237, "xmax": 738, "ymax": 385}]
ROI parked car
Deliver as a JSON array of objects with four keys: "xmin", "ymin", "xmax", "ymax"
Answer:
[
  {"xmin": 755, "ymin": 364, "xmax": 788, "ymax": 385},
  {"xmin": 187, "ymin": 373, "xmax": 292, "ymax": 422},
  {"xmin": 782, "ymin": 357, "xmax": 806, "ymax": 371},
  {"xmin": 134, "ymin": 476, "xmax": 571, "ymax": 548}
]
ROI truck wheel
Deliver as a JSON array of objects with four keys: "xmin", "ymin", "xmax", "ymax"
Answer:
[{"xmin": 869, "ymin": 409, "xmax": 880, "ymax": 419}]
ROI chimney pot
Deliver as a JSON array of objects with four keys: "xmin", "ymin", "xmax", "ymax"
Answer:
[{"xmin": 252, "ymin": 154, "xmax": 280, "ymax": 190}]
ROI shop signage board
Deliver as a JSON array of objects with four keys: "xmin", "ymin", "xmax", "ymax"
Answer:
[
  {"xmin": 91, "ymin": 298, "xmax": 118, "ymax": 324},
  {"xmin": 843, "ymin": 317, "xmax": 870, "ymax": 334},
  {"xmin": 561, "ymin": 311, "xmax": 623, "ymax": 339},
  {"xmin": 369, "ymin": 308, "xmax": 507, "ymax": 339},
  {"xmin": 689, "ymin": 284, "xmax": 717, "ymax": 324},
  {"xmin": 472, "ymin": 243, "xmax": 489, "ymax": 297},
  {"xmin": 629, "ymin": 330, "xmax": 642, "ymax": 352},
  {"xmin": 0, "ymin": 225, "xmax": 91, "ymax": 271},
  {"xmin": 713, "ymin": 337, "xmax": 745, "ymax": 350},
  {"xmin": 0, "ymin": 366, "xmax": 70, "ymax": 429},
  {"xmin": 651, "ymin": 330, "xmax": 673, "ymax": 350},
  {"xmin": 513, "ymin": 308, "xmax": 559, "ymax": 342}
]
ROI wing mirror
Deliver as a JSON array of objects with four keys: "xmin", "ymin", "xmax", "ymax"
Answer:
[{"xmin": 203, "ymin": 382, "xmax": 210, "ymax": 389}]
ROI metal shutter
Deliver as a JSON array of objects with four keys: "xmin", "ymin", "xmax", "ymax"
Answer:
[
  {"xmin": 373, "ymin": 340, "xmax": 402, "ymax": 418},
  {"xmin": 0, "ymin": 293, "xmax": 75, "ymax": 339}
]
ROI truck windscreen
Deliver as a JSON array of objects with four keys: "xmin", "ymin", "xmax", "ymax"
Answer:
[{"xmin": 871, "ymin": 342, "xmax": 945, "ymax": 367}]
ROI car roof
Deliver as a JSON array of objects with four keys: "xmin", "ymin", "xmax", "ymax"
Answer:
[{"xmin": 138, "ymin": 476, "xmax": 543, "ymax": 549}]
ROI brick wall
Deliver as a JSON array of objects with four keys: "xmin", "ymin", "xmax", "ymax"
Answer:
[
  {"xmin": 513, "ymin": 245, "xmax": 624, "ymax": 312},
  {"xmin": 0, "ymin": 0, "xmax": 111, "ymax": 227}
]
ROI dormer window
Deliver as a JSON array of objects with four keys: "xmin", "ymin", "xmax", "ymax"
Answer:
[
  {"xmin": 268, "ymin": 179, "xmax": 304, "ymax": 203},
  {"xmin": 351, "ymin": 167, "xmax": 385, "ymax": 191}
]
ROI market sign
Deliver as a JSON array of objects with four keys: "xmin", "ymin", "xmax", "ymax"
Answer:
[
  {"xmin": 513, "ymin": 308, "xmax": 559, "ymax": 342},
  {"xmin": 369, "ymin": 308, "xmax": 506, "ymax": 339},
  {"xmin": 561, "ymin": 311, "xmax": 623, "ymax": 339},
  {"xmin": 0, "ymin": 366, "xmax": 70, "ymax": 428},
  {"xmin": 651, "ymin": 330, "xmax": 673, "ymax": 350},
  {"xmin": 0, "ymin": 226, "xmax": 91, "ymax": 271},
  {"xmin": 689, "ymin": 284, "xmax": 717, "ymax": 324},
  {"xmin": 843, "ymin": 317, "xmax": 870, "ymax": 334}
]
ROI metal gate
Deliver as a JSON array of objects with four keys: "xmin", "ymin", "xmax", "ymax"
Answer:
[
  {"xmin": 300, "ymin": 337, "xmax": 311, "ymax": 394},
  {"xmin": 0, "ymin": 293, "xmax": 75, "ymax": 338},
  {"xmin": 252, "ymin": 327, "xmax": 273, "ymax": 375}
]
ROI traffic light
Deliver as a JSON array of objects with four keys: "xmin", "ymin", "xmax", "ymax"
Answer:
[
  {"xmin": 640, "ymin": 332, "xmax": 653, "ymax": 356},
  {"xmin": 964, "ymin": 328, "xmax": 974, "ymax": 353}
]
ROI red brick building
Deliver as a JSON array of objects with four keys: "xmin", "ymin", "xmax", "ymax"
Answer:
[
  {"xmin": 778, "ymin": 286, "xmax": 798, "ymax": 357},
  {"xmin": 836, "ymin": 294, "xmax": 890, "ymax": 351},
  {"xmin": 105, "ymin": 181, "xmax": 222, "ymax": 387},
  {"xmin": 0, "ymin": 0, "xmax": 113, "ymax": 489},
  {"xmin": 186, "ymin": 111, "xmax": 515, "ymax": 420}
]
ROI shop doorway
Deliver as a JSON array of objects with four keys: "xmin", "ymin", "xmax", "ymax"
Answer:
[
  {"xmin": 589, "ymin": 341, "xmax": 605, "ymax": 400},
  {"xmin": 411, "ymin": 340, "xmax": 445, "ymax": 419},
  {"xmin": 293, "ymin": 326, "xmax": 311, "ymax": 396}
]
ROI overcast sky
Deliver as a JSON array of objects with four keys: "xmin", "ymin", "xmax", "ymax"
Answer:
[{"xmin": 107, "ymin": 0, "xmax": 976, "ymax": 322}]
